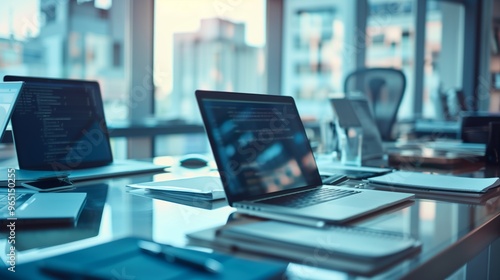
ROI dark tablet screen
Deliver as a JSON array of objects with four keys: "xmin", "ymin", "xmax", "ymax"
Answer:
[{"xmin": 4, "ymin": 76, "xmax": 113, "ymax": 171}]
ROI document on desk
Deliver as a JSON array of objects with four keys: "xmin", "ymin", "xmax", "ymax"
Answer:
[
  {"xmin": 368, "ymin": 171, "xmax": 500, "ymax": 193},
  {"xmin": 127, "ymin": 176, "xmax": 225, "ymax": 201}
]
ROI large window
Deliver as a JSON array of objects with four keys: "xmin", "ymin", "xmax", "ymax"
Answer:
[
  {"xmin": 282, "ymin": 1, "xmax": 344, "ymax": 100},
  {"xmin": 423, "ymin": 1, "xmax": 464, "ymax": 120},
  {"xmin": 151, "ymin": 0, "xmax": 266, "ymax": 156},
  {"xmin": 365, "ymin": 0, "xmax": 415, "ymax": 120},
  {"xmin": 281, "ymin": 1, "xmax": 341, "ymax": 110},
  {"xmin": 280, "ymin": 0, "xmax": 361, "ymax": 120},
  {"xmin": 366, "ymin": 0, "xmax": 466, "ymax": 121},
  {"xmin": 153, "ymin": 0, "xmax": 267, "ymax": 122},
  {"xmin": 278, "ymin": 0, "xmax": 472, "ymax": 125},
  {"xmin": 0, "ymin": 0, "xmax": 129, "ymax": 121}
]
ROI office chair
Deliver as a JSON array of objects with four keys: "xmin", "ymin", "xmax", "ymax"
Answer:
[{"xmin": 344, "ymin": 67, "xmax": 406, "ymax": 141}]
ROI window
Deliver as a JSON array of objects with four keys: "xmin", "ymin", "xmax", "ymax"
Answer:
[
  {"xmin": 280, "ymin": 0, "xmax": 360, "ymax": 119},
  {"xmin": 0, "ymin": 0, "xmax": 129, "ymax": 122},
  {"xmin": 153, "ymin": 0, "xmax": 267, "ymax": 122},
  {"xmin": 365, "ymin": 0, "xmax": 415, "ymax": 120},
  {"xmin": 423, "ymin": 1, "xmax": 465, "ymax": 120},
  {"xmin": 365, "ymin": 0, "xmax": 466, "ymax": 121},
  {"xmin": 0, "ymin": 0, "xmax": 140, "ymax": 159},
  {"xmin": 284, "ymin": 5, "xmax": 339, "ymax": 100},
  {"xmin": 151, "ymin": 0, "xmax": 267, "ymax": 155}
]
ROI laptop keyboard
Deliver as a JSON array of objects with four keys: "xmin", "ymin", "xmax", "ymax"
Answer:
[
  {"xmin": 258, "ymin": 188, "xmax": 360, "ymax": 209},
  {"xmin": 0, "ymin": 193, "xmax": 28, "ymax": 211}
]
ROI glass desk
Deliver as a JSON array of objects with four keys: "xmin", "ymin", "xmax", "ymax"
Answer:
[{"xmin": 0, "ymin": 163, "xmax": 499, "ymax": 279}]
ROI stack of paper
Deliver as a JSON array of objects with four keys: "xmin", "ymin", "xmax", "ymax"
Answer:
[
  {"xmin": 128, "ymin": 176, "xmax": 226, "ymax": 201},
  {"xmin": 368, "ymin": 171, "xmax": 500, "ymax": 193}
]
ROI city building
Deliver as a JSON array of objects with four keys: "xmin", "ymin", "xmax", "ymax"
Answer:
[{"xmin": 170, "ymin": 18, "xmax": 265, "ymax": 120}]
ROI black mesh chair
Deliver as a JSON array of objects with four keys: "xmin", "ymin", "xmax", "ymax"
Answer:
[{"xmin": 344, "ymin": 67, "xmax": 406, "ymax": 141}]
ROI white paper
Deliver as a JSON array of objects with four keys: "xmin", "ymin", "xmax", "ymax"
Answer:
[
  {"xmin": 127, "ymin": 176, "xmax": 225, "ymax": 200},
  {"xmin": 368, "ymin": 171, "xmax": 500, "ymax": 193}
]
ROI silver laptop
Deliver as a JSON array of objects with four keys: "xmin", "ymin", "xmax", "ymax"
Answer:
[
  {"xmin": 196, "ymin": 90, "xmax": 413, "ymax": 226},
  {"xmin": 0, "ymin": 82, "xmax": 87, "ymax": 226}
]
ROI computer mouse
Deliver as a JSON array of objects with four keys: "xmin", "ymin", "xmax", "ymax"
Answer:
[{"xmin": 179, "ymin": 154, "xmax": 209, "ymax": 168}]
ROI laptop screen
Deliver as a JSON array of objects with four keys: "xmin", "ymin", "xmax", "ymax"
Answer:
[
  {"xmin": 3, "ymin": 76, "xmax": 113, "ymax": 171},
  {"xmin": 0, "ymin": 82, "xmax": 23, "ymax": 141},
  {"xmin": 196, "ymin": 90, "xmax": 322, "ymax": 204},
  {"xmin": 330, "ymin": 96, "xmax": 384, "ymax": 160}
]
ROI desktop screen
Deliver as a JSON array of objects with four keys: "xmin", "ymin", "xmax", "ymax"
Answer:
[
  {"xmin": 4, "ymin": 76, "xmax": 113, "ymax": 171},
  {"xmin": 198, "ymin": 92, "xmax": 321, "ymax": 202}
]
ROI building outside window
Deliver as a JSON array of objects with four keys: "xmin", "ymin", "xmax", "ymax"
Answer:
[
  {"xmin": 365, "ymin": 0, "xmax": 465, "ymax": 121},
  {"xmin": 153, "ymin": 0, "xmax": 266, "ymax": 122},
  {"xmin": 0, "ymin": 0, "xmax": 129, "ymax": 121},
  {"xmin": 0, "ymin": 0, "xmax": 482, "ymax": 157},
  {"xmin": 365, "ymin": 0, "xmax": 415, "ymax": 120},
  {"xmin": 423, "ymin": 1, "xmax": 464, "ymax": 121},
  {"xmin": 152, "ymin": 0, "xmax": 266, "ymax": 155}
]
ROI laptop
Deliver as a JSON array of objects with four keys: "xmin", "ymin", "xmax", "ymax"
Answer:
[
  {"xmin": 2, "ymin": 76, "xmax": 166, "ymax": 183},
  {"xmin": 330, "ymin": 94, "xmax": 385, "ymax": 162},
  {"xmin": 319, "ymin": 95, "xmax": 391, "ymax": 177},
  {"xmin": 0, "ymin": 82, "xmax": 87, "ymax": 227},
  {"xmin": 196, "ymin": 90, "xmax": 414, "ymax": 225}
]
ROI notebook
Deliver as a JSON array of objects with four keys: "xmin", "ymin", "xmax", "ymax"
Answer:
[
  {"xmin": 196, "ymin": 90, "xmax": 413, "ymax": 226},
  {"xmin": 368, "ymin": 171, "xmax": 500, "ymax": 197},
  {"xmin": 188, "ymin": 219, "xmax": 421, "ymax": 276},
  {"xmin": 2, "ymin": 76, "xmax": 166, "ymax": 181},
  {"xmin": 0, "ymin": 192, "xmax": 87, "ymax": 227}
]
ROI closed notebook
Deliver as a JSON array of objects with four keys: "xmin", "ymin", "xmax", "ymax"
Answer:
[
  {"xmin": 128, "ymin": 176, "xmax": 225, "ymax": 201},
  {"xmin": 188, "ymin": 220, "xmax": 421, "ymax": 276},
  {"xmin": 13, "ymin": 237, "xmax": 287, "ymax": 280},
  {"xmin": 368, "ymin": 171, "xmax": 500, "ymax": 194}
]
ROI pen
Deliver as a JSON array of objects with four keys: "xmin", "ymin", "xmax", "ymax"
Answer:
[
  {"xmin": 39, "ymin": 262, "xmax": 107, "ymax": 280},
  {"xmin": 137, "ymin": 240, "xmax": 223, "ymax": 274}
]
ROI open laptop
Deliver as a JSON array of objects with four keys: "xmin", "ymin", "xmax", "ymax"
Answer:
[
  {"xmin": 318, "ymin": 95, "xmax": 391, "ymax": 178},
  {"xmin": 2, "ymin": 76, "xmax": 166, "ymax": 183},
  {"xmin": 0, "ymin": 82, "xmax": 87, "ymax": 227},
  {"xmin": 196, "ymin": 90, "xmax": 414, "ymax": 226},
  {"xmin": 330, "ymin": 94, "xmax": 385, "ymax": 162}
]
